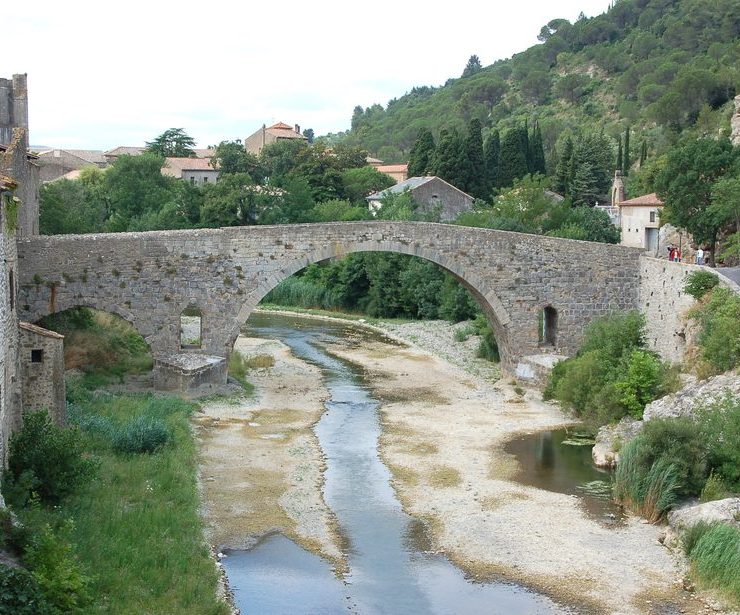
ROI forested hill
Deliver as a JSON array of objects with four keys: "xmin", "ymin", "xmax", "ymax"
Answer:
[{"xmin": 338, "ymin": 0, "xmax": 739, "ymax": 169}]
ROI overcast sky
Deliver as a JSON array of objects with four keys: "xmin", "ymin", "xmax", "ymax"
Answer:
[{"xmin": 5, "ymin": 0, "xmax": 611, "ymax": 150}]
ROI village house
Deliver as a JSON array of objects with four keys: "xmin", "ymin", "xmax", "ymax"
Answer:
[
  {"xmin": 376, "ymin": 163, "xmax": 408, "ymax": 184},
  {"xmin": 161, "ymin": 157, "xmax": 219, "ymax": 185},
  {"xmin": 36, "ymin": 148, "xmax": 106, "ymax": 182},
  {"xmin": 103, "ymin": 147, "xmax": 214, "ymax": 165},
  {"xmin": 618, "ymin": 192, "xmax": 663, "ymax": 253},
  {"xmin": 244, "ymin": 122, "xmax": 307, "ymax": 156},
  {"xmin": 366, "ymin": 176, "xmax": 473, "ymax": 221}
]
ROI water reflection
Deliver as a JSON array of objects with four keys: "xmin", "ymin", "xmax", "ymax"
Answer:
[
  {"xmin": 222, "ymin": 313, "xmax": 574, "ymax": 614},
  {"xmin": 505, "ymin": 429, "xmax": 625, "ymax": 524}
]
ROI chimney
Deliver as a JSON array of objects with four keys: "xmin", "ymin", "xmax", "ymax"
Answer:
[{"xmin": 295, "ymin": 124, "xmax": 300, "ymax": 135}]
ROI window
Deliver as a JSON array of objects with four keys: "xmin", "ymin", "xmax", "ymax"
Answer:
[
  {"xmin": 31, "ymin": 349, "xmax": 44, "ymax": 363},
  {"xmin": 8, "ymin": 269, "xmax": 14, "ymax": 311},
  {"xmin": 649, "ymin": 211, "xmax": 656, "ymax": 223},
  {"xmin": 180, "ymin": 307, "xmax": 202, "ymax": 349},
  {"xmin": 539, "ymin": 306, "xmax": 558, "ymax": 346},
  {"xmin": 190, "ymin": 177, "xmax": 196, "ymax": 184},
  {"xmin": 203, "ymin": 176, "xmax": 209, "ymax": 183}
]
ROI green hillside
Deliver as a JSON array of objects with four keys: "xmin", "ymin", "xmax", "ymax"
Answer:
[{"xmin": 339, "ymin": 0, "xmax": 739, "ymax": 170}]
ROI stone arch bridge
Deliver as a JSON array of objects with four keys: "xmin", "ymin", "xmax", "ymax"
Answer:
[{"xmin": 16, "ymin": 222, "xmax": 641, "ymax": 387}]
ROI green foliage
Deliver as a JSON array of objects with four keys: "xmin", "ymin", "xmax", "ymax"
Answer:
[
  {"xmin": 699, "ymin": 471, "xmax": 730, "ymax": 503},
  {"xmin": 698, "ymin": 394, "xmax": 740, "ymax": 492},
  {"xmin": 683, "ymin": 270, "xmax": 720, "ymax": 300},
  {"xmin": 685, "ymin": 523, "xmax": 740, "ymax": 607},
  {"xmin": 211, "ymin": 140, "xmax": 263, "ymax": 177},
  {"xmin": 111, "ymin": 416, "xmax": 171, "ymax": 454},
  {"xmin": 3, "ymin": 412, "xmax": 96, "ymax": 506},
  {"xmin": 24, "ymin": 521, "xmax": 92, "ymax": 613},
  {"xmin": 407, "ymin": 128, "xmax": 436, "ymax": 178},
  {"xmin": 2, "ymin": 193, "xmax": 20, "ymax": 234},
  {"xmin": 545, "ymin": 312, "xmax": 673, "ymax": 423},
  {"xmin": 0, "ymin": 564, "xmax": 53, "ymax": 615},
  {"xmin": 499, "ymin": 126, "xmax": 529, "ymax": 188},
  {"xmin": 341, "ymin": 166, "xmax": 394, "ymax": 204},
  {"xmin": 613, "ymin": 350, "xmax": 666, "ymax": 418},
  {"xmin": 145, "ymin": 128, "xmax": 196, "ymax": 158},
  {"xmin": 688, "ymin": 286, "xmax": 740, "ymax": 373}
]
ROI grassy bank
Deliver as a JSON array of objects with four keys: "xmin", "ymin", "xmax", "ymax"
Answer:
[
  {"xmin": 2, "ymin": 383, "xmax": 229, "ymax": 614},
  {"xmin": 683, "ymin": 522, "xmax": 740, "ymax": 608}
]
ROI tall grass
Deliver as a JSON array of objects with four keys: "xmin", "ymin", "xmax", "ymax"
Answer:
[
  {"xmin": 263, "ymin": 276, "xmax": 341, "ymax": 311},
  {"xmin": 613, "ymin": 439, "xmax": 680, "ymax": 522},
  {"xmin": 19, "ymin": 389, "xmax": 229, "ymax": 614},
  {"xmin": 684, "ymin": 522, "xmax": 740, "ymax": 607}
]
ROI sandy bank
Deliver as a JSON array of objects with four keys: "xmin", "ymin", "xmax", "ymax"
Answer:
[
  {"xmin": 326, "ymin": 336, "xmax": 712, "ymax": 615},
  {"xmin": 194, "ymin": 336, "xmax": 344, "ymax": 569}
]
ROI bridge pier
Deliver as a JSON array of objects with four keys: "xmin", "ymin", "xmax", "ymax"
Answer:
[{"xmin": 152, "ymin": 353, "xmax": 227, "ymax": 393}]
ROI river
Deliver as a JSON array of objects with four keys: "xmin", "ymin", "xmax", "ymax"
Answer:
[{"xmin": 220, "ymin": 313, "xmax": 592, "ymax": 614}]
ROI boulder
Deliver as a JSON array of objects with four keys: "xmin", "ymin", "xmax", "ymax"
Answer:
[
  {"xmin": 662, "ymin": 498, "xmax": 740, "ymax": 549},
  {"xmin": 643, "ymin": 371, "xmax": 740, "ymax": 422},
  {"xmin": 592, "ymin": 417, "xmax": 643, "ymax": 468}
]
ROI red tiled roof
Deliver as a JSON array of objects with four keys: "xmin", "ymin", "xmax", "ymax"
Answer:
[
  {"xmin": 269, "ymin": 122, "xmax": 294, "ymax": 130},
  {"xmin": 618, "ymin": 192, "xmax": 663, "ymax": 207},
  {"xmin": 164, "ymin": 157, "xmax": 217, "ymax": 171},
  {"xmin": 377, "ymin": 164, "xmax": 408, "ymax": 173}
]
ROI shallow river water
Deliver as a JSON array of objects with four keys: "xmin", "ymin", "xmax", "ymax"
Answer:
[{"xmin": 221, "ymin": 313, "xmax": 606, "ymax": 614}]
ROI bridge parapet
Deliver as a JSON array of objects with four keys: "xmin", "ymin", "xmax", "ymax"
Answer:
[{"xmin": 16, "ymin": 222, "xmax": 642, "ymax": 383}]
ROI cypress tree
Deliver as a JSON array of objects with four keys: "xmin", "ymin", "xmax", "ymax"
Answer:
[
  {"xmin": 554, "ymin": 137, "xmax": 574, "ymax": 196},
  {"xmin": 523, "ymin": 119, "xmax": 532, "ymax": 172},
  {"xmin": 483, "ymin": 130, "xmax": 501, "ymax": 193},
  {"xmin": 499, "ymin": 126, "xmax": 529, "ymax": 188},
  {"xmin": 407, "ymin": 128, "xmax": 436, "ymax": 178},
  {"xmin": 623, "ymin": 126, "xmax": 631, "ymax": 174},
  {"xmin": 529, "ymin": 120, "xmax": 546, "ymax": 175},
  {"xmin": 434, "ymin": 129, "xmax": 465, "ymax": 188},
  {"xmin": 616, "ymin": 137, "xmax": 623, "ymax": 172},
  {"xmin": 639, "ymin": 140, "xmax": 647, "ymax": 167},
  {"xmin": 465, "ymin": 119, "xmax": 487, "ymax": 199}
]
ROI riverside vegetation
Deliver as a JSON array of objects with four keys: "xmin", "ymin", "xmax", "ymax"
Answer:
[
  {"xmin": 545, "ymin": 270, "xmax": 740, "ymax": 608},
  {"xmin": 0, "ymin": 313, "xmax": 230, "ymax": 614}
]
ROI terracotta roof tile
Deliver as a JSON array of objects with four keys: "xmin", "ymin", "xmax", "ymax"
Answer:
[{"xmin": 618, "ymin": 192, "xmax": 663, "ymax": 207}]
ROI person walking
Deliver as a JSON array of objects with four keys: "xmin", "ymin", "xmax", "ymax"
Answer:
[{"xmin": 696, "ymin": 248, "xmax": 704, "ymax": 265}]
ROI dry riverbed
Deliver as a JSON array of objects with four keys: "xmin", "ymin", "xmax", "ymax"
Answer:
[{"xmin": 196, "ymin": 313, "xmax": 718, "ymax": 615}]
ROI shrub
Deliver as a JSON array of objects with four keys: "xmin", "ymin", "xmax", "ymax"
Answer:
[
  {"xmin": 613, "ymin": 350, "xmax": 667, "ymax": 418},
  {"xmin": 686, "ymin": 523, "xmax": 740, "ymax": 605},
  {"xmin": 578, "ymin": 311, "xmax": 645, "ymax": 357},
  {"xmin": 111, "ymin": 416, "xmax": 171, "ymax": 454},
  {"xmin": 3, "ymin": 412, "xmax": 96, "ymax": 506},
  {"xmin": 698, "ymin": 394, "xmax": 740, "ymax": 492},
  {"xmin": 700, "ymin": 471, "xmax": 729, "ymax": 503},
  {"xmin": 682, "ymin": 520, "xmax": 712, "ymax": 556},
  {"xmin": 23, "ymin": 522, "xmax": 92, "ymax": 613},
  {"xmin": 0, "ymin": 564, "xmax": 53, "ymax": 615},
  {"xmin": 683, "ymin": 270, "xmax": 719, "ymax": 300},
  {"xmin": 689, "ymin": 287, "xmax": 740, "ymax": 374}
]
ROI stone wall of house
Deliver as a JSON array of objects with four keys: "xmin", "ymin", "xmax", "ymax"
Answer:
[
  {"xmin": 19, "ymin": 323, "xmax": 65, "ymax": 425},
  {"xmin": 0, "ymin": 181, "xmax": 21, "ymax": 466},
  {"xmin": 16, "ymin": 223, "xmax": 642, "ymax": 374},
  {"xmin": 0, "ymin": 74, "xmax": 27, "ymax": 146},
  {"xmin": 412, "ymin": 179, "xmax": 473, "ymax": 222},
  {"xmin": 638, "ymin": 257, "xmax": 740, "ymax": 364}
]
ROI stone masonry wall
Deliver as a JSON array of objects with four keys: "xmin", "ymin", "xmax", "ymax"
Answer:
[
  {"xmin": 17, "ymin": 222, "xmax": 642, "ymax": 373},
  {"xmin": 638, "ymin": 256, "xmax": 740, "ymax": 364},
  {"xmin": 19, "ymin": 323, "xmax": 65, "ymax": 425}
]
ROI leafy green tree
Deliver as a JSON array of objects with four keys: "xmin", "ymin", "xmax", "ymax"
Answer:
[
  {"xmin": 433, "ymin": 129, "xmax": 467, "ymax": 189},
  {"xmin": 302, "ymin": 128, "xmax": 315, "ymax": 143},
  {"xmin": 341, "ymin": 166, "xmax": 394, "ymax": 204},
  {"xmin": 616, "ymin": 138, "xmax": 623, "ymax": 173},
  {"xmin": 211, "ymin": 140, "xmax": 263, "ymax": 178},
  {"xmin": 145, "ymin": 128, "xmax": 196, "ymax": 158},
  {"xmin": 655, "ymin": 138, "xmax": 736, "ymax": 264},
  {"xmin": 483, "ymin": 130, "xmax": 500, "ymax": 193},
  {"xmin": 260, "ymin": 139, "xmax": 308, "ymax": 178},
  {"xmin": 39, "ymin": 179, "xmax": 106, "ymax": 235},
  {"xmin": 568, "ymin": 133, "xmax": 614, "ymax": 206},
  {"xmin": 307, "ymin": 199, "xmax": 371, "ymax": 222},
  {"xmin": 407, "ymin": 128, "xmax": 436, "ymax": 177},
  {"xmin": 461, "ymin": 55, "xmax": 483, "ymax": 78},
  {"xmin": 547, "ymin": 206, "xmax": 621, "ymax": 243},
  {"xmin": 498, "ymin": 126, "xmax": 529, "ymax": 188},
  {"xmin": 553, "ymin": 73, "xmax": 591, "ymax": 103},
  {"xmin": 200, "ymin": 173, "xmax": 257, "ymax": 226},
  {"xmin": 554, "ymin": 137, "xmax": 574, "ymax": 196},
  {"xmin": 465, "ymin": 119, "xmax": 487, "ymax": 199},
  {"xmin": 710, "ymin": 175, "xmax": 740, "ymax": 238},
  {"xmin": 623, "ymin": 126, "xmax": 631, "ymax": 174}
]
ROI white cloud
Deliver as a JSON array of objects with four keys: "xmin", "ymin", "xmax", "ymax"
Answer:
[{"xmin": 4, "ymin": 0, "xmax": 611, "ymax": 149}]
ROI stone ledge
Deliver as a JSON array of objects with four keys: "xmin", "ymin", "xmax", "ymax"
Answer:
[{"xmin": 153, "ymin": 353, "xmax": 227, "ymax": 392}]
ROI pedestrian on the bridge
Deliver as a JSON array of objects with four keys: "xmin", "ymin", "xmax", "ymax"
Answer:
[{"xmin": 667, "ymin": 245, "xmax": 675, "ymax": 261}]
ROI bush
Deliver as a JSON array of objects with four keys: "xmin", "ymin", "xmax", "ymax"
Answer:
[
  {"xmin": 689, "ymin": 287, "xmax": 740, "ymax": 374},
  {"xmin": 613, "ymin": 350, "xmax": 668, "ymax": 418},
  {"xmin": 683, "ymin": 270, "xmax": 719, "ymax": 300},
  {"xmin": 111, "ymin": 416, "xmax": 171, "ymax": 454},
  {"xmin": 698, "ymin": 394, "xmax": 740, "ymax": 492},
  {"xmin": 700, "ymin": 471, "xmax": 730, "ymax": 503},
  {"xmin": 0, "ymin": 564, "xmax": 53, "ymax": 615},
  {"xmin": 3, "ymin": 412, "xmax": 96, "ymax": 506},
  {"xmin": 23, "ymin": 522, "xmax": 92, "ymax": 613}
]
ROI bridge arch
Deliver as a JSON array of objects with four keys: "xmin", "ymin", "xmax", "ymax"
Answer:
[{"xmin": 228, "ymin": 241, "xmax": 514, "ymax": 365}]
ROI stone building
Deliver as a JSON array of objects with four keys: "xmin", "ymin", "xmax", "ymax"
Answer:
[
  {"xmin": 376, "ymin": 163, "xmax": 408, "ymax": 184},
  {"xmin": 244, "ymin": 122, "xmax": 307, "ymax": 156},
  {"xmin": 19, "ymin": 322, "xmax": 65, "ymax": 425},
  {"xmin": 36, "ymin": 149, "xmax": 106, "ymax": 183},
  {"xmin": 162, "ymin": 157, "xmax": 220, "ymax": 185},
  {"xmin": 618, "ymin": 192, "xmax": 663, "ymax": 253},
  {"xmin": 366, "ymin": 176, "xmax": 473, "ymax": 221}
]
